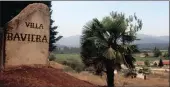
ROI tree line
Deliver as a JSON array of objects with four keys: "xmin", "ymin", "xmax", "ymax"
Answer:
[{"xmin": 53, "ymin": 46, "xmax": 80, "ymax": 54}]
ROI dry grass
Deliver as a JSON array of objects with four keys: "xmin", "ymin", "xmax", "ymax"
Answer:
[
  {"xmin": 67, "ymin": 71, "xmax": 169, "ymax": 87},
  {"xmin": 48, "ymin": 61, "xmax": 65, "ymax": 69},
  {"xmin": 67, "ymin": 71, "xmax": 107, "ymax": 86},
  {"xmin": 49, "ymin": 61, "xmax": 169, "ymax": 87},
  {"xmin": 1, "ymin": 61, "xmax": 168, "ymax": 87}
]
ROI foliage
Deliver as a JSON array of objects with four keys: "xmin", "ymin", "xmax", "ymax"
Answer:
[
  {"xmin": 130, "ymin": 45, "xmax": 140, "ymax": 53},
  {"xmin": 49, "ymin": 20, "xmax": 63, "ymax": 52},
  {"xmin": 1, "ymin": 1, "xmax": 62, "ymax": 52},
  {"xmin": 64, "ymin": 58, "xmax": 84, "ymax": 73},
  {"xmin": 64, "ymin": 66, "xmax": 75, "ymax": 72},
  {"xmin": 138, "ymin": 66, "xmax": 151, "ymax": 75},
  {"xmin": 153, "ymin": 47, "xmax": 162, "ymax": 57},
  {"xmin": 55, "ymin": 54, "xmax": 85, "ymax": 73},
  {"xmin": 158, "ymin": 58, "xmax": 164, "ymax": 67},
  {"xmin": 165, "ymin": 57, "xmax": 169, "ymax": 60},
  {"xmin": 135, "ymin": 57, "xmax": 157, "ymax": 62},
  {"xmin": 124, "ymin": 69, "xmax": 137, "ymax": 78},
  {"xmin": 53, "ymin": 46, "xmax": 80, "ymax": 54},
  {"xmin": 49, "ymin": 53, "xmax": 56, "ymax": 61},
  {"xmin": 143, "ymin": 51, "xmax": 149, "ymax": 57},
  {"xmin": 144, "ymin": 60, "xmax": 150, "ymax": 67},
  {"xmin": 163, "ymin": 52, "xmax": 169, "ymax": 57},
  {"xmin": 153, "ymin": 62, "xmax": 157, "ymax": 67},
  {"xmin": 143, "ymin": 67, "xmax": 151, "ymax": 74},
  {"xmin": 84, "ymin": 66, "xmax": 96, "ymax": 73},
  {"xmin": 81, "ymin": 11, "xmax": 142, "ymax": 87},
  {"xmin": 138, "ymin": 69, "xmax": 143, "ymax": 73}
]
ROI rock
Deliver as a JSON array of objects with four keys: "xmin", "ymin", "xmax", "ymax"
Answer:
[{"xmin": 5, "ymin": 3, "xmax": 50, "ymax": 67}]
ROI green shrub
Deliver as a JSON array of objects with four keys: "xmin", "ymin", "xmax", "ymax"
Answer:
[
  {"xmin": 138, "ymin": 67, "xmax": 151, "ymax": 74},
  {"xmin": 49, "ymin": 53, "xmax": 56, "ymax": 61},
  {"xmin": 64, "ymin": 66, "xmax": 75, "ymax": 72},
  {"xmin": 55, "ymin": 54, "xmax": 85, "ymax": 73},
  {"xmin": 74, "ymin": 62, "xmax": 85, "ymax": 73},
  {"xmin": 85, "ymin": 66, "xmax": 95, "ymax": 73},
  {"xmin": 124, "ymin": 70, "xmax": 137, "ymax": 78},
  {"xmin": 158, "ymin": 58, "xmax": 164, "ymax": 67},
  {"xmin": 153, "ymin": 47, "xmax": 162, "ymax": 57},
  {"xmin": 144, "ymin": 60, "xmax": 150, "ymax": 67},
  {"xmin": 163, "ymin": 52, "xmax": 169, "ymax": 57},
  {"xmin": 64, "ymin": 58, "xmax": 85, "ymax": 73},
  {"xmin": 138, "ymin": 69, "xmax": 143, "ymax": 73},
  {"xmin": 153, "ymin": 62, "xmax": 157, "ymax": 67}
]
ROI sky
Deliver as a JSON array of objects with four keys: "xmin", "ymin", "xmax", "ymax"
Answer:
[{"xmin": 51, "ymin": 1, "xmax": 169, "ymax": 37}]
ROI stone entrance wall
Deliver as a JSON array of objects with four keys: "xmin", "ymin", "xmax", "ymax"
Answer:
[{"xmin": 5, "ymin": 3, "xmax": 50, "ymax": 67}]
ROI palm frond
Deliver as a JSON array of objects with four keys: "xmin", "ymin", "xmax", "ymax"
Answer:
[
  {"xmin": 81, "ymin": 11, "xmax": 143, "ymax": 75},
  {"xmin": 115, "ymin": 51, "xmax": 124, "ymax": 64},
  {"xmin": 103, "ymin": 47, "xmax": 116, "ymax": 60}
]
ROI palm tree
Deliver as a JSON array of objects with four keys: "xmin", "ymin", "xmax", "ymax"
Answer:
[{"xmin": 81, "ymin": 11, "xmax": 142, "ymax": 87}]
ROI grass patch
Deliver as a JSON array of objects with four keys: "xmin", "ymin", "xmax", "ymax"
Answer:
[
  {"xmin": 55, "ymin": 54, "xmax": 81, "ymax": 62},
  {"xmin": 54, "ymin": 54, "xmax": 84, "ymax": 73},
  {"xmin": 135, "ymin": 57, "xmax": 159, "ymax": 62}
]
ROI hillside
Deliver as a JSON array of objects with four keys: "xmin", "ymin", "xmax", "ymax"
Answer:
[{"xmin": 57, "ymin": 34, "xmax": 169, "ymax": 50}]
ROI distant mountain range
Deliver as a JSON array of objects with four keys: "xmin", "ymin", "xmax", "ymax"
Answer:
[{"xmin": 56, "ymin": 34, "xmax": 169, "ymax": 50}]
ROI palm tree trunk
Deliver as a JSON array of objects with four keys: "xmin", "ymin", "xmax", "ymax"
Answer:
[{"xmin": 106, "ymin": 61, "xmax": 114, "ymax": 87}]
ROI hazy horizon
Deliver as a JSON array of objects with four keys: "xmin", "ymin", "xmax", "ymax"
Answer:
[{"xmin": 51, "ymin": 1, "xmax": 169, "ymax": 37}]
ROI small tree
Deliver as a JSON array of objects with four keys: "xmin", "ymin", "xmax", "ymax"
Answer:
[
  {"xmin": 153, "ymin": 62, "xmax": 157, "ymax": 67},
  {"xmin": 158, "ymin": 58, "xmax": 164, "ymax": 67},
  {"xmin": 49, "ymin": 53, "xmax": 56, "ymax": 61},
  {"xmin": 144, "ymin": 51, "xmax": 149, "ymax": 57},
  {"xmin": 153, "ymin": 47, "xmax": 162, "ymax": 57},
  {"xmin": 81, "ymin": 11, "xmax": 142, "ymax": 87},
  {"xmin": 144, "ymin": 60, "xmax": 150, "ymax": 67},
  {"xmin": 163, "ymin": 52, "xmax": 169, "ymax": 57},
  {"xmin": 138, "ymin": 66, "xmax": 151, "ymax": 75}
]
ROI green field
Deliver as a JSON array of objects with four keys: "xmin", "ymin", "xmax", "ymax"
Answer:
[
  {"xmin": 53, "ymin": 53, "xmax": 165, "ymax": 72},
  {"xmin": 134, "ymin": 57, "xmax": 159, "ymax": 62},
  {"xmin": 55, "ymin": 53, "xmax": 159, "ymax": 62},
  {"xmin": 54, "ymin": 54, "xmax": 82, "ymax": 64},
  {"xmin": 55, "ymin": 54, "xmax": 80, "ymax": 61},
  {"xmin": 54, "ymin": 54, "xmax": 84, "ymax": 72}
]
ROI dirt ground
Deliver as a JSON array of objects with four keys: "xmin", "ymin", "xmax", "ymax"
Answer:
[
  {"xmin": 50, "ymin": 62, "xmax": 169, "ymax": 87},
  {"xmin": 0, "ymin": 65, "xmax": 97, "ymax": 87},
  {"xmin": 68, "ymin": 71, "xmax": 169, "ymax": 87},
  {"xmin": 0, "ymin": 62, "xmax": 169, "ymax": 87}
]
